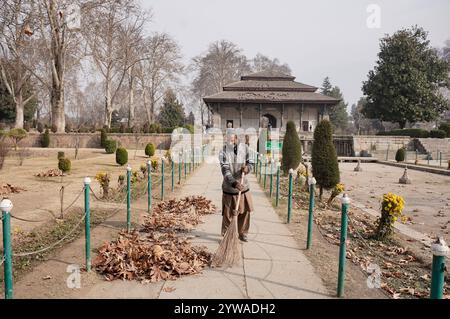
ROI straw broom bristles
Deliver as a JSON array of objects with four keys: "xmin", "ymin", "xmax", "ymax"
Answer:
[{"xmin": 211, "ymin": 174, "xmax": 245, "ymax": 268}]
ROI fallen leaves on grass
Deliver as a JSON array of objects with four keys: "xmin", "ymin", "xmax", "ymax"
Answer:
[
  {"xmin": 0, "ymin": 183, "xmax": 26, "ymax": 195},
  {"xmin": 93, "ymin": 231, "xmax": 211, "ymax": 282},
  {"xmin": 34, "ymin": 169, "xmax": 63, "ymax": 177},
  {"xmin": 142, "ymin": 196, "xmax": 216, "ymax": 232}
]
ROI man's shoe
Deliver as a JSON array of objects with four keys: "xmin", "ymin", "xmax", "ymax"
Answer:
[{"xmin": 239, "ymin": 234, "xmax": 248, "ymax": 242}]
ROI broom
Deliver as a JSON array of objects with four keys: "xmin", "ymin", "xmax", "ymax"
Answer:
[{"xmin": 211, "ymin": 173, "xmax": 245, "ymax": 268}]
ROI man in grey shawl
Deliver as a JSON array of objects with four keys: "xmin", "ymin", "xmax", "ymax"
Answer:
[{"xmin": 219, "ymin": 130, "xmax": 254, "ymax": 242}]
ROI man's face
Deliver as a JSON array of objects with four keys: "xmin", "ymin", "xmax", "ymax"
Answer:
[{"xmin": 228, "ymin": 134, "xmax": 237, "ymax": 145}]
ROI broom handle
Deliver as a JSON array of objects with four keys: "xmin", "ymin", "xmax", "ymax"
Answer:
[{"xmin": 234, "ymin": 173, "xmax": 245, "ymax": 212}]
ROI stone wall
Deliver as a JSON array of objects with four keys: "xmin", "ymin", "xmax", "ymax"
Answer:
[
  {"xmin": 19, "ymin": 132, "xmax": 172, "ymax": 150},
  {"xmin": 352, "ymin": 135, "xmax": 411, "ymax": 153}
]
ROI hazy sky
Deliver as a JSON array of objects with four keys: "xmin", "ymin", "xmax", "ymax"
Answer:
[{"xmin": 140, "ymin": 0, "xmax": 450, "ymax": 108}]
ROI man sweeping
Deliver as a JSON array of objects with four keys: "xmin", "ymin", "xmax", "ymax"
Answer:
[{"xmin": 219, "ymin": 131, "xmax": 254, "ymax": 242}]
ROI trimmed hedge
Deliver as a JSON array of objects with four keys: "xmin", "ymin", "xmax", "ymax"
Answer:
[
  {"xmin": 115, "ymin": 147, "xmax": 128, "ymax": 166},
  {"xmin": 58, "ymin": 157, "xmax": 71, "ymax": 172},
  {"xmin": 104, "ymin": 139, "xmax": 117, "ymax": 154},
  {"xmin": 377, "ymin": 129, "xmax": 429, "ymax": 138},
  {"xmin": 311, "ymin": 120, "xmax": 340, "ymax": 199},
  {"xmin": 430, "ymin": 129, "xmax": 446, "ymax": 139},
  {"xmin": 145, "ymin": 143, "xmax": 155, "ymax": 157},
  {"xmin": 281, "ymin": 121, "xmax": 302, "ymax": 174},
  {"xmin": 438, "ymin": 123, "xmax": 450, "ymax": 137},
  {"xmin": 41, "ymin": 129, "xmax": 50, "ymax": 147},
  {"xmin": 100, "ymin": 129, "xmax": 108, "ymax": 148},
  {"xmin": 395, "ymin": 148, "xmax": 405, "ymax": 162},
  {"xmin": 57, "ymin": 151, "xmax": 65, "ymax": 160}
]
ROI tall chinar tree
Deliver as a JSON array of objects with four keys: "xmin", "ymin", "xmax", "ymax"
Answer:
[
  {"xmin": 82, "ymin": 0, "xmax": 148, "ymax": 128},
  {"xmin": 0, "ymin": 0, "xmax": 37, "ymax": 129},
  {"xmin": 362, "ymin": 26, "xmax": 450, "ymax": 128},
  {"xmin": 190, "ymin": 40, "xmax": 251, "ymax": 126},
  {"xmin": 311, "ymin": 120, "xmax": 340, "ymax": 201}
]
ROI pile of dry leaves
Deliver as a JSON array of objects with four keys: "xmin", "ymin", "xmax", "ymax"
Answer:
[
  {"xmin": 94, "ymin": 195, "xmax": 216, "ymax": 282},
  {"xmin": 35, "ymin": 169, "xmax": 63, "ymax": 177},
  {"xmin": 142, "ymin": 195, "xmax": 216, "ymax": 232},
  {"xmin": 0, "ymin": 183, "xmax": 26, "ymax": 195},
  {"xmin": 94, "ymin": 231, "xmax": 211, "ymax": 282}
]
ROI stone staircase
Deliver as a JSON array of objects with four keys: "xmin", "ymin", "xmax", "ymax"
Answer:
[{"xmin": 414, "ymin": 138, "xmax": 450, "ymax": 158}]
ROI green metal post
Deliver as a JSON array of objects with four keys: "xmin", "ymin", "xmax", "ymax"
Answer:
[
  {"xmin": 287, "ymin": 169, "xmax": 293, "ymax": 223},
  {"xmin": 1, "ymin": 199, "xmax": 13, "ymax": 299},
  {"xmin": 184, "ymin": 152, "xmax": 187, "ymax": 179},
  {"xmin": 84, "ymin": 177, "xmax": 91, "ymax": 272},
  {"xmin": 269, "ymin": 162, "xmax": 273, "ymax": 198},
  {"xmin": 276, "ymin": 164, "xmax": 280, "ymax": 207},
  {"xmin": 126, "ymin": 165, "xmax": 131, "ymax": 233},
  {"xmin": 306, "ymin": 178, "xmax": 316, "ymax": 249},
  {"xmin": 264, "ymin": 159, "xmax": 267, "ymax": 189},
  {"xmin": 439, "ymin": 152, "xmax": 442, "ymax": 167},
  {"xmin": 337, "ymin": 194, "xmax": 350, "ymax": 297},
  {"xmin": 147, "ymin": 160, "xmax": 152, "ymax": 213},
  {"xmin": 259, "ymin": 159, "xmax": 262, "ymax": 184},
  {"xmin": 430, "ymin": 238, "xmax": 448, "ymax": 299},
  {"xmin": 171, "ymin": 160, "xmax": 174, "ymax": 192},
  {"xmin": 178, "ymin": 154, "xmax": 182, "ymax": 184},
  {"xmin": 161, "ymin": 159, "xmax": 165, "ymax": 201}
]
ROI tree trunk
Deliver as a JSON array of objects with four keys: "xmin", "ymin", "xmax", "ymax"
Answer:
[
  {"xmin": 128, "ymin": 70, "xmax": 134, "ymax": 128},
  {"xmin": 51, "ymin": 86, "xmax": 65, "ymax": 132},
  {"xmin": 105, "ymin": 80, "xmax": 112, "ymax": 128},
  {"xmin": 319, "ymin": 186, "xmax": 323, "ymax": 201},
  {"xmin": 14, "ymin": 92, "xmax": 24, "ymax": 129}
]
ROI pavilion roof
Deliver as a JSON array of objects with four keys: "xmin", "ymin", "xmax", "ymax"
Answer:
[{"xmin": 203, "ymin": 71, "xmax": 339, "ymax": 104}]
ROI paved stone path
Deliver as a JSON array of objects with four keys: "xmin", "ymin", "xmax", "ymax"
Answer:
[
  {"xmin": 14, "ymin": 163, "xmax": 329, "ymax": 299},
  {"xmin": 151, "ymin": 163, "xmax": 328, "ymax": 299}
]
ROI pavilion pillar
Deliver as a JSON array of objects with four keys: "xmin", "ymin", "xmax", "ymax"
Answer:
[
  {"xmin": 281, "ymin": 103, "xmax": 285, "ymax": 130},
  {"xmin": 299, "ymin": 103, "xmax": 304, "ymax": 132},
  {"xmin": 239, "ymin": 103, "xmax": 243, "ymax": 128},
  {"xmin": 258, "ymin": 103, "xmax": 262, "ymax": 128}
]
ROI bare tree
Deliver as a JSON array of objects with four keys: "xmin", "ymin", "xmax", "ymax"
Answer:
[
  {"xmin": 82, "ymin": 0, "xmax": 149, "ymax": 128},
  {"xmin": 135, "ymin": 32, "xmax": 183, "ymax": 125},
  {"xmin": 0, "ymin": 0, "xmax": 37, "ymax": 128},
  {"xmin": 191, "ymin": 40, "xmax": 250, "ymax": 97},
  {"xmin": 190, "ymin": 40, "xmax": 250, "ymax": 127},
  {"xmin": 251, "ymin": 53, "xmax": 291, "ymax": 75}
]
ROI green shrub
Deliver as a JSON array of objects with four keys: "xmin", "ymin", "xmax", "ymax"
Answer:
[
  {"xmin": 430, "ymin": 129, "xmax": 446, "ymax": 138},
  {"xmin": 281, "ymin": 121, "xmax": 302, "ymax": 174},
  {"xmin": 377, "ymin": 129, "xmax": 429, "ymax": 138},
  {"xmin": 8, "ymin": 128, "xmax": 27, "ymax": 149},
  {"xmin": 438, "ymin": 123, "xmax": 450, "ymax": 137},
  {"xmin": 104, "ymin": 139, "xmax": 117, "ymax": 154},
  {"xmin": 115, "ymin": 147, "xmax": 128, "ymax": 166},
  {"xmin": 100, "ymin": 129, "xmax": 108, "ymax": 148},
  {"xmin": 58, "ymin": 157, "xmax": 71, "ymax": 172},
  {"xmin": 311, "ymin": 120, "xmax": 340, "ymax": 200},
  {"xmin": 42, "ymin": 129, "xmax": 50, "ymax": 147},
  {"xmin": 57, "ymin": 151, "xmax": 65, "ymax": 159},
  {"xmin": 183, "ymin": 124, "xmax": 194, "ymax": 134},
  {"xmin": 145, "ymin": 143, "xmax": 155, "ymax": 157},
  {"xmin": 395, "ymin": 148, "xmax": 405, "ymax": 162},
  {"xmin": 37, "ymin": 122, "xmax": 44, "ymax": 133},
  {"xmin": 148, "ymin": 123, "xmax": 161, "ymax": 133}
]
